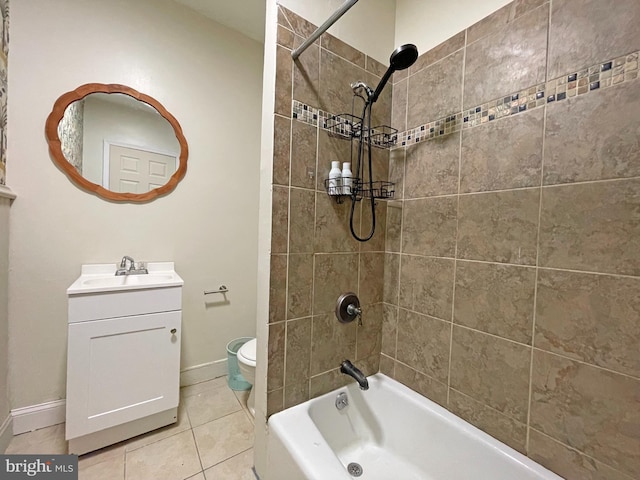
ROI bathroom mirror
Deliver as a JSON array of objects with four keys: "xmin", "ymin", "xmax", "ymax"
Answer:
[{"xmin": 45, "ymin": 83, "xmax": 189, "ymax": 202}]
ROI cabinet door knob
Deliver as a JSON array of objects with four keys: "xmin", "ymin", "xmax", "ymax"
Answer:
[{"xmin": 170, "ymin": 328, "xmax": 177, "ymax": 335}]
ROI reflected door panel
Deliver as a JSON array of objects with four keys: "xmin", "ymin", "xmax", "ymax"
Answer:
[{"xmin": 109, "ymin": 145, "xmax": 177, "ymax": 194}]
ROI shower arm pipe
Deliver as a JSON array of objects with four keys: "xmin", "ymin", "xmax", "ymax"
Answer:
[{"xmin": 291, "ymin": 0, "xmax": 359, "ymax": 61}]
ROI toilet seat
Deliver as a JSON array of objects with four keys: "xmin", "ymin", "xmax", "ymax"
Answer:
[{"xmin": 237, "ymin": 338, "xmax": 256, "ymax": 368}]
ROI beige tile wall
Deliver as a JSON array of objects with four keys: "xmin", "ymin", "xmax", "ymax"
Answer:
[
  {"xmin": 383, "ymin": 1, "xmax": 640, "ymax": 479},
  {"xmin": 266, "ymin": 5, "xmax": 391, "ymax": 416}
]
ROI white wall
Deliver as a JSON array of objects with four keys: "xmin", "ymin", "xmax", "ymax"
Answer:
[
  {"xmin": 395, "ymin": 0, "xmax": 513, "ymax": 54},
  {"xmin": 82, "ymin": 95, "xmax": 179, "ymax": 185},
  {"xmin": 8, "ymin": 0, "xmax": 263, "ymax": 408},
  {"xmin": 0, "ymin": 196, "xmax": 10, "ymax": 434},
  {"xmin": 278, "ymin": 0, "xmax": 397, "ymax": 63},
  {"xmin": 254, "ymin": 0, "xmax": 279, "ymax": 475}
]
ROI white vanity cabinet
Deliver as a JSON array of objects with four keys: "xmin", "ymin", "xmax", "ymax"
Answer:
[{"xmin": 65, "ymin": 263, "xmax": 184, "ymax": 455}]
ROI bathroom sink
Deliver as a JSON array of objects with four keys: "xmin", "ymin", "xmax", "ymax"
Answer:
[{"xmin": 68, "ymin": 262, "xmax": 183, "ymax": 295}]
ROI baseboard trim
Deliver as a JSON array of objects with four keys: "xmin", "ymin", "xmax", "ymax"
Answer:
[
  {"xmin": 11, "ymin": 400, "xmax": 66, "ymax": 435},
  {"xmin": 180, "ymin": 358, "xmax": 227, "ymax": 387},
  {"xmin": 8, "ymin": 361, "xmax": 228, "ymax": 435},
  {"xmin": 0, "ymin": 414, "xmax": 12, "ymax": 452}
]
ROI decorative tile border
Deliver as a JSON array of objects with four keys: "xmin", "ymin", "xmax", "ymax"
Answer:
[
  {"xmin": 292, "ymin": 100, "xmax": 319, "ymax": 127},
  {"xmin": 292, "ymin": 100, "xmax": 398, "ymax": 148},
  {"xmin": 396, "ymin": 50, "xmax": 639, "ymax": 149},
  {"xmin": 291, "ymin": 51, "xmax": 639, "ymax": 151}
]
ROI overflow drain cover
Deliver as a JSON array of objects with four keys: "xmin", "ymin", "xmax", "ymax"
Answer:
[{"xmin": 347, "ymin": 462, "xmax": 363, "ymax": 477}]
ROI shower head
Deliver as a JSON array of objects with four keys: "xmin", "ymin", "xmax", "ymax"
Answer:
[
  {"xmin": 370, "ymin": 43, "xmax": 418, "ymax": 104},
  {"xmin": 351, "ymin": 81, "xmax": 374, "ymax": 99},
  {"xmin": 390, "ymin": 43, "xmax": 419, "ymax": 71}
]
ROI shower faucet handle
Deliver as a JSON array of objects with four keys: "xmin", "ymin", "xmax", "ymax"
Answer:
[
  {"xmin": 336, "ymin": 293, "xmax": 363, "ymax": 325},
  {"xmin": 346, "ymin": 303, "xmax": 363, "ymax": 326}
]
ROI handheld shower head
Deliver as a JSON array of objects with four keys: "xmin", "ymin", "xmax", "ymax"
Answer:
[
  {"xmin": 370, "ymin": 43, "xmax": 418, "ymax": 104},
  {"xmin": 390, "ymin": 43, "xmax": 419, "ymax": 71}
]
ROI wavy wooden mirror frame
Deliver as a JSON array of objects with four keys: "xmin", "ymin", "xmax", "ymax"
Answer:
[{"xmin": 45, "ymin": 83, "xmax": 189, "ymax": 202}]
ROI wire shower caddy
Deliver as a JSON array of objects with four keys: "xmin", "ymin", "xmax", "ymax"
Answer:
[{"xmin": 323, "ymin": 112, "xmax": 397, "ymax": 203}]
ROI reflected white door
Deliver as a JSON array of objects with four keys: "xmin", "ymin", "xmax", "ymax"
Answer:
[{"xmin": 109, "ymin": 145, "xmax": 177, "ymax": 193}]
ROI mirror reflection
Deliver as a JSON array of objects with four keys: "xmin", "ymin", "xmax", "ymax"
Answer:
[{"xmin": 57, "ymin": 93, "xmax": 181, "ymax": 194}]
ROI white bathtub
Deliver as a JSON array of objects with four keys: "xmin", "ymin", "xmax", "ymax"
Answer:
[{"xmin": 267, "ymin": 373, "xmax": 562, "ymax": 480}]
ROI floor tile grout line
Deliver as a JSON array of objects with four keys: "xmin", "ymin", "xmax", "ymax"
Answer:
[
  {"xmin": 190, "ymin": 425, "xmax": 205, "ymax": 474},
  {"xmin": 11, "ymin": 384, "xmax": 257, "ymax": 479},
  {"xmin": 187, "ymin": 405, "xmax": 247, "ymax": 431},
  {"xmin": 201, "ymin": 446, "xmax": 255, "ymax": 477}
]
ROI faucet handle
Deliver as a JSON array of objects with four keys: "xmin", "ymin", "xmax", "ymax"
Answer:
[
  {"xmin": 120, "ymin": 255, "xmax": 135, "ymax": 269},
  {"xmin": 336, "ymin": 292, "xmax": 363, "ymax": 324},
  {"xmin": 346, "ymin": 303, "xmax": 363, "ymax": 326}
]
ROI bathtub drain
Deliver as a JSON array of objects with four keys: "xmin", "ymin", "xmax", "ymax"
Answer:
[{"xmin": 347, "ymin": 462, "xmax": 363, "ymax": 477}]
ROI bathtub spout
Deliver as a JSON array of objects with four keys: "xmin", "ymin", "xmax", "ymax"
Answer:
[{"xmin": 340, "ymin": 360, "xmax": 369, "ymax": 390}]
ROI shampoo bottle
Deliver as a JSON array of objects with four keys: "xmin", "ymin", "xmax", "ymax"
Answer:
[
  {"xmin": 329, "ymin": 161, "xmax": 342, "ymax": 195},
  {"xmin": 342, "ymin": 162, "xmax": 352, "ymax": 195}
]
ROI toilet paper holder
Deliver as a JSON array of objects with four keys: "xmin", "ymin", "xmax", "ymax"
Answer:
[{"xmin": 204, "ymin": 285, "xmax": 229, "ymax": 295}]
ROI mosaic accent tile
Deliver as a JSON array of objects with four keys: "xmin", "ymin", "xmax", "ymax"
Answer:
[
  {"xmin": 292, "ymin": 100, "xmax": 319, "ymax": 127},
  {"xmin": 292, "ymin": 100, "xmax": 397, "ymax": 148},
  {"xmin": 291, "ymin": 50, "xmax": 640, "ymax": 154},
  {"xmin": 392, "ymin": 50, "xmax": 640, "ymax": 149}
]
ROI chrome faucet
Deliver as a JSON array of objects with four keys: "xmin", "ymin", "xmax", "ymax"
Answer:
[
  {"xmin": 115, "ymin": 256, "xmax": 148, "ymax": 276},
  {"xmin": 340, "ymin": 360, "xmax": 369, "ymax": 390}
]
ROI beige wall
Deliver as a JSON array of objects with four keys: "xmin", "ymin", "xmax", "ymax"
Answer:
[
  {"xmin": 0, "ymin": 197, "xmax": 10, "ymax": 425},
  {"xmin": 0, "ymin": 0, "xmax": 10, "ymax": 446},
  {"xmin": 395, "ymin": 0, "xmax": 512, "ymax": 54},
  {"xmin": 278, "ymin": 0, "xmax": 396, "ymax": 63},
  {"xmin": 8, "ymin": 0, "xmax": 263, "ymax": 408},
  {"xmin": 383, "ymin": 1, "xmax": 640, "ymax": 479}
]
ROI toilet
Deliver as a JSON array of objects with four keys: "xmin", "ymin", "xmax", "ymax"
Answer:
[{"xmin": 237, "ymin": 338, "xmax": 257, "ymax": 416}]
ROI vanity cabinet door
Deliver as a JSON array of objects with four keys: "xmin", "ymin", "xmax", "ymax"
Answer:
[{"xmin": 65, "ymin": 311, "xmax": 181, "ymax": 440}]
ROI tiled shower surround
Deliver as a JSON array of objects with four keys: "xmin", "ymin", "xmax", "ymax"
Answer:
[
  {"xmin": 268, "ymin": 1, "xmax": 640, "ymax": 479},
  {"xmin": 268, "ymin": 5, "xmax": 391, "ymax": 416}
]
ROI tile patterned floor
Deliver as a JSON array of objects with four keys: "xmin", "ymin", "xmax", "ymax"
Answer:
[{"xmin": 4, "ymin": 377, "xmax": 257, "ymax": 480}]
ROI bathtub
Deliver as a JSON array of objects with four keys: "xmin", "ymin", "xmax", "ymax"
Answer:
[{"xmin": 266, "ymin": 373, "xmax": 562, "ymax": 480}]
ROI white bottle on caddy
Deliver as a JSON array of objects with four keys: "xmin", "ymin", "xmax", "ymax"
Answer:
[
  {"xmin": 328, "ymin": 161, "xmax": 342, "ymax": 195},
  {"xmin": 341, "ymin": 162, "xmax": 352, "ymax": 195}
]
